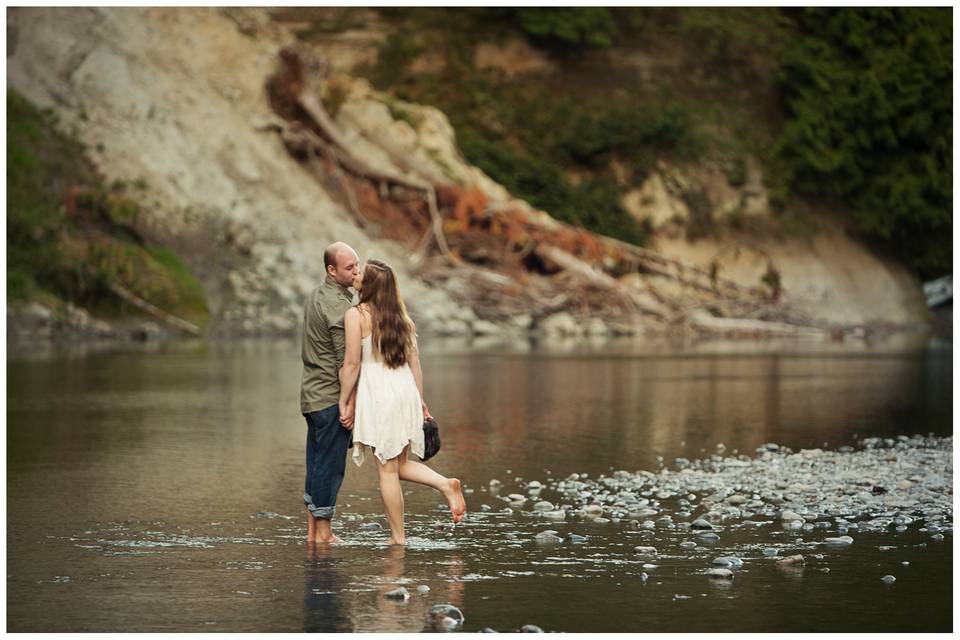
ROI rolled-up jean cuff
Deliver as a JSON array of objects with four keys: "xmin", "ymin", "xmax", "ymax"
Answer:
[{"xmin": 304, "ymin": 493, "xmax": 336, "ymax": 519}]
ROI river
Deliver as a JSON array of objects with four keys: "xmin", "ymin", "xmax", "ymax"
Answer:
[{"xmin": 6, "ymin": 335, "xmax": 953, "ymax": 632}]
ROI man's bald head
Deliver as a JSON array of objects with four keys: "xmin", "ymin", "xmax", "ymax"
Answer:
[{"xmin": 324, "ymin": 242, "xmax": 360, "ymax": 287}]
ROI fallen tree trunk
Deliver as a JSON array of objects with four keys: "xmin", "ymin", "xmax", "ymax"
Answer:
[{"xmin": 109, "ymin": 282, "xmax": 201, "ymax": 335}]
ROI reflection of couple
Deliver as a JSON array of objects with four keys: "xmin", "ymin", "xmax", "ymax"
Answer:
[{"xmin": 299, "ymin": 242, "xmax": 466, "ymax": 546}]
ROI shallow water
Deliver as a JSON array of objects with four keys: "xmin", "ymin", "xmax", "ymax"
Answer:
[{"xmin": 6, "ymin": 336, "xmax": 953, "ymax": 632}]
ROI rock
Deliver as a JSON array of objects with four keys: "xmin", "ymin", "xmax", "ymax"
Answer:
[
  {"xmin": 762, "ymin": 547, "xmax": 779, "ymax": 557},
  {"xmin": 706, "ymin": 568, "xmax": 734, "ymax": 579},
  {"xmin": 712, "ymin": 556, "xmax": 742, "ymax": 567},
  {"xmin": 726, "ymin": 494, "xmax": 748, "ymax": 505},
  {"xmin": 780, "ymin": 511, "xmax": 804, "ymax": 522},
  {"xmin": 428, "ymin": 604, "xmax": 464, "ymax": 628},
  {"xmin": 534, "ymin": 531, "xmax": 563, "ymax": 544},
  {"xmin": 776, "ymin": 555, "xmax": 805, "ymax": 566},
  {"xmin": 679, "ymin": 541, "xmax": 697, "ymax": 549},
  {"xmin": 823, "ymin": 536, "xmax": 854, "ymax": 545},
  {"xmin": 506, "ymin": 494, "xmax": 526, "ymax": 504},
  {"xmin": 538, "ymin": 312, "xmax": 582, "ymax": 337},
  {"xmin": 479, "ymin": 628, "xmax": 499, "ymax": 633},
  {"xmin": 881, "ymin": 575, "xmax": 896, "ymax": 584},
  {"xmin": 542, "ymin": 510, "xmax": 566, "ymax": 520},
  {"xmin": 634, "ymin": 546, "xmax": 658, "ymax": 555},
  {"xmin": 568, "ymin": 534, "xmax": 588, "ymax": 543},
  {"xmin": 532, "ymin": 501, "xmax": 555, "ymax": 512},
  {"xmin": 472, "ymin": 320, "xmax": 501, "ymax": 336},
  {"xmin": 480, "ymin": 504, "xmax": 491, "ymax": 512},
  {"xmin": 932, "ymin": 533, "xmax": 944, "ymax": 541},
  {"xmin": 384, "ymin": 587, "xmax": 409, "ymax": 601},
  {"xmin": 417, "ymin": 585, "xmax": 430, "ymax": 594},
  {"xmin": 691, "ymin": 518, "xmax": 713, "ymax": 530},
  {"xmin": 583, "ymin": 504, "xmax": 604, "ymax": 517},
  {"xmin": 697, "ymin": 532, "xmax": 720, "ymax": 541},
  {"xmin": 519, "ymin": 625, "xmax": 544, "ymax": 633},
  {"xmin": 359, "ymin": 522, "xmax": 383, "ymax": 530},
  {"xmin": 639, "ymin": 572, "xmax": 649, "ymax": 582},
  {"xmin": 896, "ymin": 480, "xmax": 914, "ymax": 491},
  {"xmin": 585, "ymin": 317, "xmax": 609, "ymax": 336}
]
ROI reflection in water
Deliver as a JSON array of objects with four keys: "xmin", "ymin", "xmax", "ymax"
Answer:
[
  {"xmin": 303, "ymin": 543, "xmax": 351, "ymax": 633},
  {"xmin": 5, "ymin": 338, "xmax": 952, "ymax": 632}
]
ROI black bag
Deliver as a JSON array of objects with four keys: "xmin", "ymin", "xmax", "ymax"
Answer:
[{"xmin": 422, "ymin": 417, "xmax": 441, "ymax": 461}]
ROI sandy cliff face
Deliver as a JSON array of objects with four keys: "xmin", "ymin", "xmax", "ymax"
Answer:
[
  {"xmin": 6, "ymin": 7, "xmax": 930, "ymax": 337},
  {"xmin": 6, "ymin": 7, "xmax": 463, "ymax": 335}
]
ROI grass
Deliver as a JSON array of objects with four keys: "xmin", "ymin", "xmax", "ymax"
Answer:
[{"xmin": 6, "ymin": 88, "xmax": 210, "ymax": 326}]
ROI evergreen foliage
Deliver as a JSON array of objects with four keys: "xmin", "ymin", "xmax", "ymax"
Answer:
[{"xmin": 775, "ymin": 7, "xmax": 952, "ymax": 277}]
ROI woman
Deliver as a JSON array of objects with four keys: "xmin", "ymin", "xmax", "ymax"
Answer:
[{"xmin": 338, "ymin": 259, "xmax": 466, "ymax": 545}]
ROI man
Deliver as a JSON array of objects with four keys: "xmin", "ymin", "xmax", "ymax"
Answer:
[{"xmin": 300, "ymin": 241, "xmax": 360, "ymax": 543}]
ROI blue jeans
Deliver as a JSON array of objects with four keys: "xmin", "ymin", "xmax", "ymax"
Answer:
[{"xmin": 303, "ymin": 404, "xmax": 352, "ymax": 519}]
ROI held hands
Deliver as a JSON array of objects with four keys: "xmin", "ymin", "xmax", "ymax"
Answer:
[{"xmin": 339, "ymin": 397, "xmax": 356, "ymax": 430}]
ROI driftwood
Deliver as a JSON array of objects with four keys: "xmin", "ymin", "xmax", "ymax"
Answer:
[
  {"xmin": 109, "ymin": 282, "xmax": 201, "ymax": 335},
  {"xmin": 273, "ymin": 47, "xmax": 457, "ymax": 264}
]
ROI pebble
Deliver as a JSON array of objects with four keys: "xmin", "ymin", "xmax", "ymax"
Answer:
[
  {"xmin": 359, "ymin": 522, "xmax": 383, "ymax": 530},
  {"xmin": 642, "ymin": 563, "xmax": 658, "ymax": 569},
  {"xmin": 932, "ymin": 533, "xmax": 945, "ymax": 541},
  {"xmin": 535, "ymin": 531, "xmax": 563, "ymax": 544},
  {"xmin": 479, "ymin": 628, "xmax": 498, "ymax": 633},
  {"xmin": 542, "ymin": 510, "xmax": 566, "ymax": 520},
  {"xmin": 780, "ymin": 511, "xmax": 804, "ymax": 522},
  {"xmin": 480, "ymin": 504, "xmax": 492, "ymax": 512},
  {"xmin": 762, "ymin": 547, "xmax": 779, "ymax": 557},
  {"xmin": 706, "ymin": 568, "xmax": 734, "ymax": 579},
  {"xmin": 680, "ymin": 541, "xmax": 697, "ymax": 549},
  {"xmin": 712, "ymin": 556, "xmax": 743, "ymax": 567},
  {"xmin": 384, "ymin": 587, "xmax": 409, "ymax": 601},
  {"xmin": 519, "ymin": 624, "xmax": 544, "ymax": 633},
  {"xmin": 532, "ymin": 501, "xmax": 555, "ymax": 512},
  {"xmin": 776, "ymin": 555, "xmax": 805, "ymax": 566},
  {"xmin": 417, "ymin": 585, "xmax": 430, "ymax": 594},
  {"xmin": 428, "ymin": 604, "xmax": 464, "ymax": 628},
  {"xmin": 568, "ymin": 533, "xmax": 588, "ymax": 543},
  {"xmin": 881, "ymin": 575, "xmax": 896, "ymax": 584},
  {"xmin": 698, "ymin": 532, "xmax": 720, "ymax": 541},
  {"xmin": 691, "ymin": 518, "xmax": 714, "ymax": 530},
  {"xmin": 639, "ymin": 572, "xmax": 649, "ymax": 582},
  {"xmin": 634, "ymin": 546, "xmax": 658, "ymax": 555},
  {"xmin": 823, "ymin": 536, "xmax": 854, "ymax": 545}
]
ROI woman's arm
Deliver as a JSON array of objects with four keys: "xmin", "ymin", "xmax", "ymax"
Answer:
[
  {"xmin": 408, "ymin": 327, "xmax": 432, "ymax": 420},
  {"xmin": 338, "ymin": 306, "xmax": 362, "ymax": 426}
]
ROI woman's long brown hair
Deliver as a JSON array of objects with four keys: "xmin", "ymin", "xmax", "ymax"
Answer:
[{"xmin": 358, "ymin": 259, "xmax": 414, "ymax": 369}]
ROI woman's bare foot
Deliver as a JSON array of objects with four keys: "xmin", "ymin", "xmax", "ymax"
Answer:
[
  {"xmin": 388, "ymin": 536, "xmax": 407, "ymax": 546},
  {"xmin": 444, "ymin": 478, "xmax": 467, "ymax": 523}
]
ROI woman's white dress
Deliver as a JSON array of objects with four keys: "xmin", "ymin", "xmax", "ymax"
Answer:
[{"xmin": 351, "ymin": 334, "xmax": 425, "ymax": 466}]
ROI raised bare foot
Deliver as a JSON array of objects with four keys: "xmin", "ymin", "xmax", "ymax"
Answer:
[{"xmin": 445, "ymin": 478, "xmax": 467, "ymax": 523}]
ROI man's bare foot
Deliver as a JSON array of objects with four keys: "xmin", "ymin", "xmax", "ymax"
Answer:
[
  {"xmin": 313, "ymin": 533, "xmax": 342, "ymax": 544},
  {"xmin": 445, "ymin": 478, "xmax": 467, "ymax": 523}
]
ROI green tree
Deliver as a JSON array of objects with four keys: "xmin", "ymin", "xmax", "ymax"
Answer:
[{"xmin": 775, "ymin": 8, "xmax": 952, "ymax": 277}]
